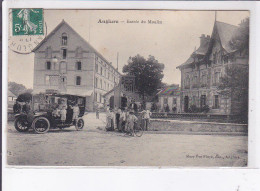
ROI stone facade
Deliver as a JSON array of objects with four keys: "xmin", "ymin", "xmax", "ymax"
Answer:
[
  {"xmin": 177, "ymin": 21, "xmax": 248, "ymax": 114},
  {"xmin": 32, "ymin": 20, "xmax": 120, "ymax": 111},
  {"xmin": 103, "ymin": 75, "xmax": 142, "ymax": 109}
]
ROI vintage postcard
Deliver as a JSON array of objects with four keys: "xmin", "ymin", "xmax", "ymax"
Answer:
[{"xmin": 5, "ymin": 8, "xmax": 250, "ymax": 167}]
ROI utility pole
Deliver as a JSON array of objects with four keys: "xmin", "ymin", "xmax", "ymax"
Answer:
[
  {"xmin": 116, "ymin": 52, "xmax": 119, "ymax": 71},
  {"xmin": 88, "ymin": 12, "xmax": 91, "ymax": 42}
]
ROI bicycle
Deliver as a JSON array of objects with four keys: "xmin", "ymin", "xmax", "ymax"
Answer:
[{"xmin": 124, "ymin": 122, "xmax": 144, "ymax": 137}]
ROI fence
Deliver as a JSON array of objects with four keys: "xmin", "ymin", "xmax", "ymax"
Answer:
[{"xmin": 150, "ymin": 112, "xmax": 246, "ymax": 123}]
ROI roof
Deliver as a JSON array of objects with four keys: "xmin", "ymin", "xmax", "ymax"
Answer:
[
  {"xmin": 32, "ymin": 20, "xmax": 121, "ymax": 76},
  {"xmin": 194, "ymin": 40, "xmax": 210, "ymax": 55},
  {"xmin": 176, "ymin": 55, "xmax": 195, "ymax": 69},
  {"xmin": 157, "ymin": 86, "xmax": 180, "ymax": 96},
  {"xmin": 103, "ymin": 85, "xmax": 120, "ymax": 97},
  {"xmin": 177, "ymin": 36, "xmax": 210, "ymax": 69},
  {"xmin": 215, "ymin": 21, "xmax": 239, "ymax": 53},
  {"xmin": 8, "ymin": 90, "xmax": 17, "ymax": 97},
  {"xmin": 177, "ymin": 20, "xmax": 239, "ymax": 69}
]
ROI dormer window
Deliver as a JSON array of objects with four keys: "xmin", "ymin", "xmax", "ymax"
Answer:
[{"xmin": 61, "ymin": 33, "xmax": 68, "ymax": 45}]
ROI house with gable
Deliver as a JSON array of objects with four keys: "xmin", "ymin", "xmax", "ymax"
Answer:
[
  {"xmin": 32, "ymin": 20, "xmax": 121, "ymax": 111},
  {"xmin": 177, "ymin": 20, "xmax": 249, "ymax": 114}
]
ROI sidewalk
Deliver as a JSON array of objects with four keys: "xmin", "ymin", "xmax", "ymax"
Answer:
[{"xmin": 83, "ymin": 112, "xmax": 106, "ymax": 131}]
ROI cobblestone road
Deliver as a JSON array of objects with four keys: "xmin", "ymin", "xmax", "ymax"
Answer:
[{"xmin": 6, "ymin": 113, "xmax": 248, "ymax": 166}]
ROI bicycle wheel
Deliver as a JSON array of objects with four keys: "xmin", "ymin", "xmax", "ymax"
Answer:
[{"xmin": 134, "ymin": 125, "xmax": 143, "ymax": 137}]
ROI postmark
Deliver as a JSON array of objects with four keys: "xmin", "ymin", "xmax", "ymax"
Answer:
[{"xmin": 8, "ymin": 8, "xmax": 47, "ymax": 54}]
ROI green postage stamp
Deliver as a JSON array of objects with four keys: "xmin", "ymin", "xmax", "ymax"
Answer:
[{"xmin": 12, "ymin": 8, "xmax": 44, "ymax": 36}]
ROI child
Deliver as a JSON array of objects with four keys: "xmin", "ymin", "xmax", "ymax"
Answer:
[
  {"xmin": 52, "ymin": 107, "xmax": 61, "ymax": 117},
  {"xmin": 71, "ymin": 103, "xmax": 80, "ymax": 124},
  {"xmin": 127, "ymin": 110, "xmax": 138, "ymax": 136},
  {"xmin": 106, "ymin": 108, "xmax": 114, "ymax": 131},
  {"xmin": 60, "ymin": 99, "xmax": 67, "ymax": 123}
]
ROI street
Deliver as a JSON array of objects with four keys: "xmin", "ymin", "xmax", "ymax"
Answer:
[{"xmin": 7, "ymin": 113, "xmax": 248, "ymax": 166}]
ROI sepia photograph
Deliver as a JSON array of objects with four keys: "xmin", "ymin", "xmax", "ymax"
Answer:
[{"xmin": 6, "ymin": 9, "xmax": 249, "ymax": 167}]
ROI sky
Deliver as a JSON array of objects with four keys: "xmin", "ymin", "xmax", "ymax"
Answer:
[{"xmin": 8, "ymin": 10, "xmax": 249, "ymax": 89}]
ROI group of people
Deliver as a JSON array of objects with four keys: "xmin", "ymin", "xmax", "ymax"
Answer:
[
  {"xmin": 105, "ymin": 107, "xmax": 152, "ymax": 135},
  {"xmin": 52, "ymin": 99, "xmax": 80, "ymax": 124},
  {"xmin": 13, "ymin": 98, "xmax": 80, "ymax": 125},
  {"xmin": 13, "ymin": 100, "xmax": 31, "ymax": 114}
]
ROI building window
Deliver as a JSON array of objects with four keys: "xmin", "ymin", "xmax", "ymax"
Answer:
[
  {"xmin": 201, "ymin": 74, "xmax": 207, "ymax": 87},
  {"xmin": 46, "ymin": 61, "xmax": 51, "ymax": 70},
  {"xmin": 200, "ymin": 95, "xmax": 206, "ymax": 107},
  {"xmin": 99, "ymin": 93, "xmax": 102, "ymax": 103},
  {"xmin": 192, "ymin": 76, "xmax": 198, "ymax": 88},
  {"xmin": 76, "ymin": 76, "xmax": 81, "ymax": 85},
  {"xmin": 95, "ymin": 64, "xmax": 98, "ymax": 73},
  {"xmin": 76, "ymin": 61, "xmax": 82, "ymax": 70},
  {"xmin": 192, "ymin": 96, "xmax": 196, "ymax": 105},
  {"xmin": 173, "ymin": 98, "xmax": 177, "ymax": 105},
  {"xmin": 104, "ymin": 81, "xmax": 106, "ymax": 90},
  {"xmin": 163, "ymin": 97, "xmax": 168, "ymax": 104},
  {"xmin": 62, "ymin": 49, "xmax": 67, "ymax": 59},
  {"xmin": 214, "ymin": 72, "xmax": 221, "ymax": 85},
  {"xmin": 94, "ymin": 92, "xmax": 97, "ymax": 101},
  {"xmin": 100, "ymin": 79, "xmax": 102, "ymax": 89},
  {"xmin": 108, "ymin": 84, "xmax": 110, "ymax": 90},
  {"xmin": 95, "ymin": 77, "xmax": 98, "ymax": 88},
  {"xmin": 214, "ymin": 95, "xmax": 220, "ymax": 109},
  {"xmin": 185, "ymin": 75, "xmax": 190, "ymax": 89},
  {"xmin": 75, "ymin": 47, "xmax": 83, "ymax": 58},
  {"xmin": 101, "ymin": 67, "xmax": 103, "ymax": 75},
  {"xmin": 61, "ymin": 33, "xmax": 67, "ymax": 45}
]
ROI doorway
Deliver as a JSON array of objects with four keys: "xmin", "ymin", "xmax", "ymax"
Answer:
[
  {"xmin": 109, "ymin": 96, "xmax": 114, "ymax": 109},
  {"xmin": 200, "ymin": 95, "xmax": 206, "ymax": 108},
  {"xmin": 184, "ymin": 96, "xmax": 189, "ymax": 112},
  {"xmin": 121, "ymin": 96, "xmax": 127, "ymax": 108}
]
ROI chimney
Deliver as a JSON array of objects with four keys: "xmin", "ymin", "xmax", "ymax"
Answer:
[{"xmin": 200, "ymin": 34, "xmax": 210, "ymax": 46}]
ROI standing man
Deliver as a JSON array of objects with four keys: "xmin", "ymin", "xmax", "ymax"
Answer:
[
  {"xmin": 143, "ymin": 109, "xmax": 152, "ymax": 131},
  {"xmin": 120, "ymin": 108, "xmax": 126, "ymax": 132},
  {"xmin": 115, "ymin": 108, "xmax": 121, "ymax": 131}
]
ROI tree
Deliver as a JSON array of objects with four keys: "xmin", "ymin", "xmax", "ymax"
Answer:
[
  {"xmin": 217, "ymin": 64, "xmax": 249, "ymax": 122},
  {"xmin": 123, "ymin": 55, "xmax": 165, "ymax": 100},
  {"xmin": 8, "ymin": 82, "xmax": 33, "ymax": 96},
  {"xmin": 229, "ymin": 17, "xmax": 249, "ymax": 55}
]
